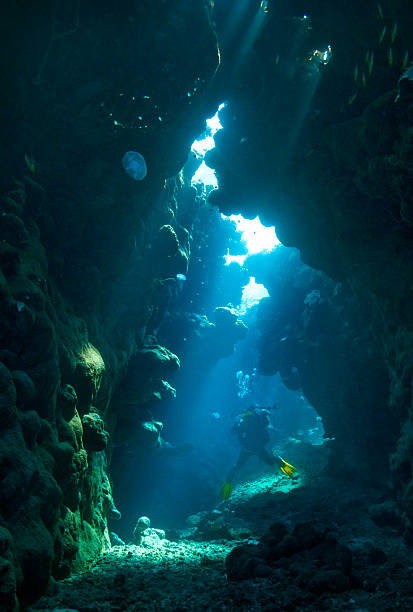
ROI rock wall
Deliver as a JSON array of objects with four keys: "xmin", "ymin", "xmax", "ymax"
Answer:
[
  {"xmin": 206, "ymin": 0, "xmax": 413, "ymax": 539},
  {"xmin": 1, "ymin": 1, "xmax": 413, "ymax": 608},
  {"xmin": 0, "ymin": 2, "xmax": 221, "ymax": 609},
  {"xmin": 248, "ymin": 247, "xmax": 397, "ymax": 478}
]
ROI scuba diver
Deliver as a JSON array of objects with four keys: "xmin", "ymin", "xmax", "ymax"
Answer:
[{"xmin": 220, "ymin": 405, "xmax": 297, "ymax": 500}]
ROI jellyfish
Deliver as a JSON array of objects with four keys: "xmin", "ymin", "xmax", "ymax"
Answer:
[{"xmin": 121, "ymin": 151, "xmax": 147, "ymax": 181}]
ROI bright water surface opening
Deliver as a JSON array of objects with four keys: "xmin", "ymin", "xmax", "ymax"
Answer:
[
  {"xmin": 222, "ymin": 214, "xmax": 280, "ymax": 313},
  {"xmin": 190, "ymin": 106, "xmax": 280, "ymax": 313},
  {"xmin": 223, "ymin": 214, "xmax": 280, "ymax": 256},
  {"xmin": 191, "ymin": 104, "xmax": 224, "ymax": 189}
]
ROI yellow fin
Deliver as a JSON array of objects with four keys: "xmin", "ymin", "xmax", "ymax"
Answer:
[
  {"xmin": 401, "ymin": 51, "xmax": 409, "ymax": 71},
  {"xmin": 368, "ymin": 52, "xmax": 374, "ymax": 76},
  {"xmin": 347, "ymin": 92, "xmax": 358, "ymax": 105},
  {"xmin": 220, "ymin": 481, "xmax": 233, "ymax": 500},
  {"xmin": 390, "ymin": 23, "xmax": 398, "ymax": 44},
  {"xmin": 377, "ymin": 2, "xmax": 384, "ymax": 19},
  {"xmin": 280, "ymin": 460, "xmax": 297, "ymax": 478},
  {"xmin": 24, "ymin": 154, "xmax": 36, "ymax": 175},
  {"xmin": 353, "ymin": 64, "xmax": 359, "ymax": 82}
]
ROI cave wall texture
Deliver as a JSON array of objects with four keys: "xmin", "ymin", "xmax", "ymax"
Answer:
[
  {"xmin": 206, "ymin": 0, "xmax": 413, "ymax": 539},
  {"xmin": 0, "ymin": 0, "xmax": 412, "ymax": 609}
]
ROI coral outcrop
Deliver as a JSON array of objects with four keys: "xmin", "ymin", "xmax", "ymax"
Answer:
[
  {"xmin": 206, "ymin": 0, "xmax": 413, "ymax": 540},
  {"xmin": 0, "ymin": 2, "xmax": 220, "ymax": 608}
]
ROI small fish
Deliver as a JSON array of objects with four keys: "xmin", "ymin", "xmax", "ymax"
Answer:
[
  {"xmin": 379, "ymin": 26, "xmax": 387, "ymax": 44},
  {"xmin": 24, "ymin": 154, "xmax": 36, "ymax": 175},
  {"xmin": 377, "ymin": 2, "xmax": 384, "ymax": 19},
  {"xmin": 353, "ymin": 64, "xmax": 359, "ymax": 82},
  {"xmin": 388, "ymin": 47, "xmax": 393, "ymax": 66},
  {"xmin": 176, "ymin": 273, "xmax": 186, "ymax": 282},
  {"xmin": 361, "ymin": 72, "xmax": 367, "ymax": 87},
  {"xmin": 390, "ymin": 23, "xmax": 398, "ymax": 44},
  {"xmin": 347, "ymin": 92, "xmax": 358, "ymax": 105},
  {"xmin": 368, "ymin": 51, "xmax": 374, "ymax": 75},
  {"xmin": 401, "ymin": 50, "xmax": 409, "ymax": 71}
]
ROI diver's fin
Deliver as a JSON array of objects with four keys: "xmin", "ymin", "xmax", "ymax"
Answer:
[
  {"xmin": 279, "ymin": 458, "xmax": 297, "ymax": 478},
  {"xmin": 220, "ymin": 481, "xmax": 233, "ymax": 501}
]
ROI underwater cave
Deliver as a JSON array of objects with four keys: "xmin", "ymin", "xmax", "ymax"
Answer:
[{"xmin": 0, "ymin": 1, "xmax": 413, "ymax": 610}]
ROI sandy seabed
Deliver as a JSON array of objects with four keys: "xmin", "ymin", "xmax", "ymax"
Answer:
[{"xmin": 30, "ymin": 473, "xmax": 413, "ymax": 611}]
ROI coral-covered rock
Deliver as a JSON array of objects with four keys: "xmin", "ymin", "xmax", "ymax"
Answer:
[
  {"xmin": 57, "ymin": 384, "xmax": 78, "ymax": 422},
  {"xmin": 0, "ymin": 362, "xmax": 17, "ymax": 426},
  {"xmin": 136, "ymin": 345, "xmax": 180, "ymax": 375},
  {"xmin": 0, "ymin": 242, "xmax": 20, "ymax": 276},
  {"xmin": 136, "ymin": 420, "xmax": 164, "ymax": 450},
  {"xmin": 0, "ymin": 214, "xmax": 29, "ymax": 246},
  {"xmin": 368, "ymin": 501, "xmax": 400, "ymax": 529},
  {"xmin": 0, "ymin": 527, "xmax": 20, "ymax": 612},
  {"xmin": 226, "ymin": 521, "xmax": 352, "ymax": 589},
  {"xmin": 308, "ymin": 569, "xmax": 351, "ymax": 594},
  {"xmin": 81, "ymin": 413, "xmax": 109, "ymax": 452},
  {"xmin": 348, "ymin": 536, "xmax": 387, "ymax": 568},
  {"xmin": 20, "ymin": 410, "xmax": 42, "ymax": 448},
  {"xmin": 226, "ymin": 544, "xmax": 272, "ymax": 581},
  {"xmin": 0, "ymin": 0, "xmax": 220, "ymax": 605},
  {"xmin": 11, "ymin": 370, "xmax": 36, "ymax": 409},
  {"xmin": 72, "ymin": 344, "xmax": 105, "ymax": 414},
  {"xmin": 152, "ymin": 224, "xmax": 189, "ymax": 279}
]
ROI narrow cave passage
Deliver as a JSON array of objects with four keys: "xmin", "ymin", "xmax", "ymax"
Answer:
[
  {"xmin": 3, "ymin": 1, "xmax": 413, "ymax": 610},
  {"xmin": 33, "ymin": 103, "xmax": 412, "ymax": 611},
  {"xmin": 109, "ymin": 106, "xmax": 329, "ymax": 539}
]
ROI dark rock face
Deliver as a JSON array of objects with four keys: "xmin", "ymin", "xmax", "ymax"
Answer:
[
  {"xmin": 206, "ymin": 0, "xmax": 413, "ymax": 539},
  {"xmin": 81, "ymin": 413, "xmax": 110, "ymax": 452},
  {"xmin": 0, "ymin": 1, "xmax": 221, "ymax": 608},
  {"xmin": 248, "ymin": 246, "xmax": 398, "ymax": 478},
  {"xmin": 1, "ymin": 0, "xmax": 413, "ymax": 608},
  {"xmin": 226, "ymin": 521, "xmax": 353, "ymax": 591}
]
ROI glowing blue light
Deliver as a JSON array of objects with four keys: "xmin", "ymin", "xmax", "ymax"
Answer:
[
  {"xmin": 224, "ymin": 251, "xmax": 247, "ymax": 266},
  {"xmin": 191, "ymin": 136, "xmax": 216, "ymax": 157},
  {"xmin": 191, "ymin": 106, "xmax": 224, "ymax": 158},
  {"xmin": 190, "ymin": 103, "xmax": 225, "ymax": 188},
  {"xmin": 191, "ymin": 161, "xmax": 218, "ymax": 188},
  {"xmin": 238, "ymin": 277, "xmax": 269, "ymax": 314},
  {"xmin": 222, "ymin": 214, "xmax": 280, "ymax": 255}
]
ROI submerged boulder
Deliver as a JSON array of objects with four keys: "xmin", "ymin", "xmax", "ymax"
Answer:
[
  {"xmin": 135, "ymin": 345, "xmax": 180, "ymax": 375},
  {"xmin": 72, "ymin": 344, "xmax": 105, "ymax": 414},
  {"xmin": 226, "ymin": 521, "xmax": 353, "ymax": 589},
  {"xmin": 226, "ymin": 544, "xmax": 272, "ymax": 581},
  {"xmin": 81, "ymin": 413, "xmax": 109, "ymax": 452},
  {"xmin": 132, "ymin": 516, "xmax": 166, "ymax": 547}
]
